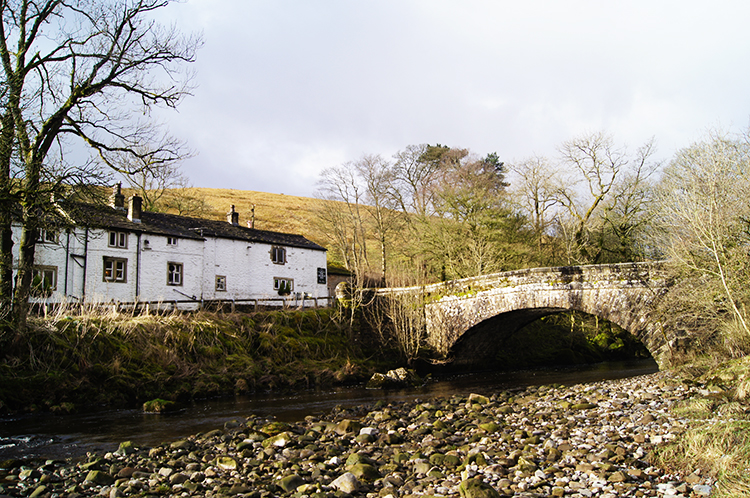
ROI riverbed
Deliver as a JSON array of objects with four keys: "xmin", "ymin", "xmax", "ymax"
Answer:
[{"xmin": 0, "ymin": 359, "xmax": 658, "ymax": 461}]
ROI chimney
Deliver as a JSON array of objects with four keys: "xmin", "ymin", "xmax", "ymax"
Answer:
[
  {"xmin": 246, "ymin": 204, "xmax": 256, "ymax": 229},
  {"xmin": 128, "ymin": 195, "xmax": 142, "ymax": 223},
  {"xmin": 227, "ymin": 205, "xmax": 239, "ymax": 226},
  {"xmin": 111, "ymin": 183, "xmax": 125, "ymax": 210}
]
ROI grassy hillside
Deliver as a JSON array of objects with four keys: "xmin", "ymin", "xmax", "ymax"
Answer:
[{"xmin": 171, "ymin": 188, "xmax": 328, "ymax": 248}]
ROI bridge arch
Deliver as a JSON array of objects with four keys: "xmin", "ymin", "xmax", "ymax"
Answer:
[{"xmin": 414, "ymin": 262, "xmax": 672, "ymax": 368}]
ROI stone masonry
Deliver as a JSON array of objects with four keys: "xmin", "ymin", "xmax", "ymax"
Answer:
[{"xmin": 376, "ymin": 262, "xmax": 672, "ymax": 369}]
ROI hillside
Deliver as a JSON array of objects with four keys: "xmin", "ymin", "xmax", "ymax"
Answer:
[{"xmin": 172, "ymin": 187, "xmax": 328, "ymax": 248}]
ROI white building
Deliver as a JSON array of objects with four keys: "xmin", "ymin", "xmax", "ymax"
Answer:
[{"xmin": 18, "ymin": 186, "xmax": 329, "ymax": 308}]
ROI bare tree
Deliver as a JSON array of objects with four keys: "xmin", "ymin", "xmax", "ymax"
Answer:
[
  {"xmin": 0, "ymin": 0, "xmax": 201, "ymax": 329},
  {"xmin": 315, "ymin": 163, "xmax": 370, "ymax": 280},
  {"xmin": 354, "ymin": 154, "xmax": 402, "ymax": 286},
  {"xmin": 159, "ymin": 182, "xmax": 212, "ymax": 217},
  {"xmin": 382, "ymin": 289, "xmax": 426, "ymax": 361},
  {"xmin": 509, "ymin": 155, "xmax": 562, "ymax": 258},
  {"xmin": 118, "ymin": 136, "xmax": 194, "ymax": 212},
  {"xmin": 392, "ymin": 144, "xmax": 438, "ymax": 218},
  {"xmin": 556, "ymin": 132, "xmax": 625, "ymax": 262},
  {"xmin": 653, "ymin": 129, "xmax": 750, "ymax": 338},
  {"xmin": 598, "ymin": 138, "xmax": 660, "ymax": 261},
  {"xmin": 121, "ymin": 146, "xmax": 211, "ymax": 217},
  {"xmin": 0, "ymin": 87, "xmax": 15, "ymax": 309},
  {"xmin": 556, "ymin": 132, "xmax": 659, "ymax": 263}
]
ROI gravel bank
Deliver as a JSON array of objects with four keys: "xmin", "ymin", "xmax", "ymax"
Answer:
[{"xmin": 0, "ymin": 372, "xmax": 713, "ymax": 498}]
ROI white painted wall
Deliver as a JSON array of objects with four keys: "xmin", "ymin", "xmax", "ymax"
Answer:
[
  {"xmin": 12, "ymin": 225, "xmax": 71, "ymax": 303},
  {"xmin": 12, "ymin": 222, "xmax": 329, "ymax": 306},
  {"xmin": 138, "ymin": 234, "xmax": 204, "ymax": 303},
  {"xmin": 202, "ymin": 236, "xmax": 253, "ymax": 300},
  {"xmin": 202, "ymin": 237, "xmax": 328, "ymax": 300},
  {"xmin": 84, "ymin": 228, "xmax": 137, "ymax": 303}
]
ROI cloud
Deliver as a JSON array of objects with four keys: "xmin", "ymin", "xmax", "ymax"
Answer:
[{"xmin": 154, "ymin": 0, "xmax": 750, "ymax": 196}]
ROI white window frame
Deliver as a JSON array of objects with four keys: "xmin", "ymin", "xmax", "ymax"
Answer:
[
  {"xmin": 271, "ymin": 246, "xmax": 286, "ymax": 265},
  {"xmin": 108, "ymin": 231, "xmax": 128, "ymax": 249},
  {"xmin": 273, "ymin": 277, "xmax": 294, "ymax": 292},
  {"xmin": 103, "ymin": 257, "xmax": 127, "ymax": 283},
  {"xmin": 167, "ymin": 236, "xmax": 178, "ymax": 246},
  {"xmin": 215, "ymin": 275, "xmax": 226, "ymax": 292},
  {"xmin": 32, "ymin": 265, "xmax": 58, "ymax": 293},
  {"xmin": 167, "ymin": 262, "xmax": 183, "ymax": 286},
  {"xmin": 37, "ymin": 229, "xmax": 58, "ymax": 244}
]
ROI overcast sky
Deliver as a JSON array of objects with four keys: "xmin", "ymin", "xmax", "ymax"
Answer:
[{"xmin": 155, "ymin": 1, "xmax": 750, "ymax": 197}]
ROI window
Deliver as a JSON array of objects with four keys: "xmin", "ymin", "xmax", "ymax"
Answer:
[
  {"xmin": 103, "ymin": 257, "xmax": 127, "ymax": 283},
  {"xmin": 271, "ymin": 246, "xmax": 286, "ymax": 265},
  {"xmin": 108, "ymin": 231, "xmax": 128, "ymax": 248},
  {"xmin": 32, "ymin": 265, "xmax": 57, "ymax": 296},
  {"xmin": 37, "ymin": 229, "xmax": 58, "ymax": 244},
  {"xmin": 167, "ymin": 262, "xmax": 183, "ymax": 286},
  {"xmin": 215, "ymin": 275, "xmax": 226, "ymax": 292},
  {"xmin": 317, "ymin": 267, "xmax": 327, "ymax": 284},
  {"xmin": 273, "ymin": 277, "xmax": 293, "ymax": 294},
  {"xmin": 167, "ymin": 237, "xmax": 178, "ymax": 246}
]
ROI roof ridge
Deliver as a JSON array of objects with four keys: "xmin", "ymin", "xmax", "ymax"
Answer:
[{"xmin": 58, "ymin": 200, "xmax": 326, "ymax": 251}]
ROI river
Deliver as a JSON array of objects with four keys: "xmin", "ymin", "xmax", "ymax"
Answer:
[{"xmin": 0, "ymin": 359, "xmax": 658, "ymax": 462}]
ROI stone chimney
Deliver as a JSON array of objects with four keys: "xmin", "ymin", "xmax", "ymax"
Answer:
[
  {"xmin": 128, "ymin": 195, "xmax": 142, "ymax": 223},
  {"xmin": 110, "ymin": 183, "xmax": 125, "ymax": 210},
  {"xmin": 227, "ymin": 205, "xmax": 239, "ymax": 226},
  {"xmin": 246, "ymin": 205, "xmax": 256, "ymax": 229}
]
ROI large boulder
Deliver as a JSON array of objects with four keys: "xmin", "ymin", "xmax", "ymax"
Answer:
[
  {"xmin": 84, "ymin": 470, "xmax": 115, "ymax": 486},
  {"xmin": 458, "ymin": 478, "xmax": 501, "ymax": 498},
  {"xmin": 331, "ymin": 472, "xmax": 360, "ymax": 494},
  {"xmin": 142, "ymin": 399, "xmax": 178, "ymax": 413},
  {"xmin": 262, "ymin": 431, "xmax": 295, "ymax": 448},
  {"xmin": 334, "ymin": 419, "xmax": 362, "ymax": 436},
  {"xmin": 366, "ymin": 367, "xmax": 422, "ymax": 389},
  {"xmin": 279, "ymin": 474, "xmax": 304, "ymax": 492},
  {"xmin": 348, "ymin": 462, "xmax": 380, "ymax": 481}
]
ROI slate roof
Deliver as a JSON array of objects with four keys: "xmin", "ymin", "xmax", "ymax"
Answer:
[{"xmin": 61, "ymin": 202, "xmax": 326, "ymax": 252}]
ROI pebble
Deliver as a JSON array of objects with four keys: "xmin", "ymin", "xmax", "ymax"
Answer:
[{"xmin": 0, "ymin": 372, "xmax": 717, "ymax": 498}]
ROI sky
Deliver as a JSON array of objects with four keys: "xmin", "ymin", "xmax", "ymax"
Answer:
[{"xmin": 154, "ymin": 0, "xmax": 750, "ymax": 197}]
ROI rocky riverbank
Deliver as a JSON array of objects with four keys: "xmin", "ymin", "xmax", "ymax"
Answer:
[{"xmin": 0, "ymin": 372, "xmax": 713, "ymax": 498}]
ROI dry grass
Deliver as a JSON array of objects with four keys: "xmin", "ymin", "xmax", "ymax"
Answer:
[
  {"xmin": 174, "ymin": 188, "xmax": 328, "ymax": 247},
  {"xmin": 0, "ymin": 306, "xmax": 388, "ymax": 412},
  {"xmin": 654, "ymin": 356, "xmax": 750, "ymax": 497},
  {"xmin": 654, "ymin": 420, "xmax": 750, "ymax": 498}
]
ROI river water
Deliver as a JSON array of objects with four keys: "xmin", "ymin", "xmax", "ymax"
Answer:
[{"xmin": 0, "ymin": 359, "xmax": 658, "ymax": 461}]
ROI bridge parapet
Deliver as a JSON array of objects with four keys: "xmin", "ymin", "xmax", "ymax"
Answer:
[{"xmin": 376, "ymin": 261, "xmax": 668, "ymax": 299}]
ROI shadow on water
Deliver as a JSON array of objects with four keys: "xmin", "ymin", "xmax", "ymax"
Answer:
[{"xmin": 0, "ymin": 359, "xmax": 658, "ymax": 461}]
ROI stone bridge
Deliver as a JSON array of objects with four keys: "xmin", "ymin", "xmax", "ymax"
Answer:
[{"xmin": 375, "ymin": 262, "xmax": 674, "ymax": 369}]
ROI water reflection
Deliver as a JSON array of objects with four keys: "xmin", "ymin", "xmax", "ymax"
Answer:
[{"xmin": 0, "ymin": 359, "xmax": 657, "ymax": 461}]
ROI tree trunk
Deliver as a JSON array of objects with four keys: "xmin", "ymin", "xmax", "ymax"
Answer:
[
  {"xmin": 0, "ymin": 111, "xmax": 14, "ymax": 310},
  {"xmin": 11, "ymin": 161, "xmax": 42, "ymax": 332},
  {"xmin": 0, "ymin": 219, "xmax": 12, "ymax": 310},
  {"xmin": 379, "ymin": 232, "xmax": 387, "ymax": 287},
  {"xmin": 12, "ymin": 221, "xmax": 37, "ymax": 332}
]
